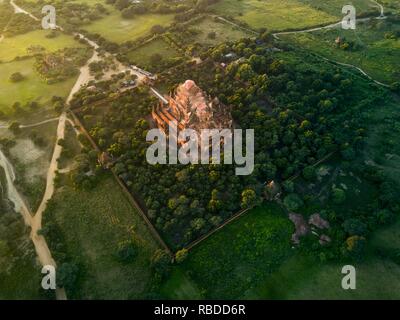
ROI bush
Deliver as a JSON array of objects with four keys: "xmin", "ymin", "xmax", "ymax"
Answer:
[
  {"xmin": 376, "ymin": 209, "xmax": 394, "ymax": 225},
  {"xmin": 343, "ymin": 218, "xmax": 367, "ymax": 236},
  {"xmin": 116, "ymin": 240, "xmax": 138, "ymax": 263},
  {"xmin": 151, "ymin": 25, "xmax": 165, "ymax": 34},
  {"xmin": 346, "ymin": 235, "xmax": 366, "ymax": 260},
  {"xmin": 207, "ymin": 31, "xmax": 216, "ymax": 39},
  {"xmin": 302, "ymin": 166, "xmax": 316, "ymax": 180},
  {"xmin": 332, "ymin": 188, "xmax": 346, "ymax": 204},
  {"xmin": 151, "ymin": 249, "xmax": 171, "ymax": 276},
  {"xmin": 8, "ymin": 121, "xmax": 21, "ymax": 135},
  {"xmin": 57, "ymin": 262, "xmax": 79, "ymax": 292},
  {"xmin": 390, "ymin": 82, "xmax": 400, "ymax": 93},
  {"xmin": 9, "ymin": 72, "xmax": 24, "ymax": 82},
  {"xmin": 175, "ymin": 248, "xmax": 188, "ymax": 263},
  {"xmin": 283, "ymin": 193, "xmax": 304, "ymax": 211},
  {"xmin": 241, "ymin": 188, "xmax": 259, "ymax": 209}
]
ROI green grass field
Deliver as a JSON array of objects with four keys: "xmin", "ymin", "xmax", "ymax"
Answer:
[
  {"xmin": 0, "ymin": 30, "xmax": 85, "ymax": 63},
  {"xmin": 210, "ymin": 0, "xmax": 390, "ymax": 31},
  {"xmin": 127, "ymin": 38, "xmax": 182, "ymax": 67},
  {"xmin": 269, "ymin": 218, "xmax": 400, "ymax": 300},
  {"xmin": 370, "ymin": 219, "xmax": 400, "ymax": 252},
  {"xmin": 211, "ymin": 0, "xmax": 337, "ymax": 31},
  {"xmin": 161, "ymin": 268, "xmax": 203, "ymax": 299},
  {"xmin": 189, "ymin": 17, "xmax": 253, "ymax": 47},
  {"xmin": 298, "ymin": 0, "xmax": 377, "ymax": 16},
  {"xmin": 161, "ymin": 203, "xmax": 294, "ymax": 299},
  {"xmin": 363, "ymin": 95, "xmax": 400, "ymax": 183},
  {"xmin": 83, "ymin": 11, "xmax": 175, "ymax": 44},
  {"xmin": 282, "ymin": 255, "xmax": 400, "ymax": 299},
  {"xmin": 0, "ymin": 58, "xmax": 78, "ymax": 113},
  {"xmin": 281, "ymin": 19, "xmax": 400, "ymax": 84},
  {"xmin": 44, "ymin": 174, "xmax": 161, "ymax": 299}
]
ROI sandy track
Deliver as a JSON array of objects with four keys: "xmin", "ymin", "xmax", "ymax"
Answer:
[
  {"xmin": 10, "ymin": 0, "xmax": 39, "ymax": 20},
  {"xmin": 0, "ymin": 0, "xmax": 104, "ymax": 300}
]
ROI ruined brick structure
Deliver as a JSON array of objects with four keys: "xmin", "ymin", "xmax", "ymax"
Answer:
[{"xmin": 152, "ymin": 80, "xmax": 232, "ymax": 138}]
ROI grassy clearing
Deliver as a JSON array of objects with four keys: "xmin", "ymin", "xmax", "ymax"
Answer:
[
  {"xmin": 68, "ymin": 0, "xmax": 108, "ymax": 5},
  {"xmin": 0, "ymin": 30, "xmax": 84, "ymax": 63},
  {"xmin": 285, "ymin": 256, "xmax": 400, "ymax": 299},
  {"xmin": 189, "ymin": 17, "xmax": 252, "ymax": 47},
  {"xmin": 161, "ymin": 268, "xmax": 203, "ymax": 299},
  {"xmin": 83, "ymin": 11, "xmax": 175, "ymax": 44},
  {"xmin": 9, "ymin": 121, "xmax": 58, "ymax": 211},
  {"xmin": 0, "ymin": 58, "xmax": 78, "ymax": 113},
  {"xmin": 281, "ymin": 19, "xmax": 400, "ymax": 84},
  {"xmin": 45, "ymin": 174, "xmax": 160, "ymax": 299},
  {"xmin": 268, "ymin": 219, "xmax": 400, "ymax": 300},
  {"xmin": 242, "ymin": 229, "xmax": 400, "ymax": 299},
  {"xmin": 363, "ymin": 95, "xmax": 400, "ymax": 183},
  {"xmin": 210, "ymin": 0, "xmax": 337, "ymax": 31},
  {"xmin": 127, "ymin": 37, "xmax": 182, "ymax": 69},
  {"xmin": 161, "ymin": 203, "xmax": 294, "ymax": 299},
  {"xmin": 298, "ymin": 0, "xmax": 377, "ymax": 16},
  {"xmin": 370, "ymin": 219, "xmax": 400, "ymax": 251}
]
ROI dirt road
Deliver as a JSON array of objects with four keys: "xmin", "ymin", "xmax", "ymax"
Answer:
[{"xmin": 10, "ymin": 0, "xmax": 39, "ymax": 21}]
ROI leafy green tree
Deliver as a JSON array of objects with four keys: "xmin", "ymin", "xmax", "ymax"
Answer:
[
  {"xmin": 390, "ymin": 82, "xmax": 400, "ymax": 93},
  {"xmin": 115, "ymin": 0, "xmax": 130, "ymax": 10},
  {"xmin": 151, "ymin": 249, "xmax": 171, "ymax": 276},
  {"xmin": 57, "ymin": 263, "xmax": 79, "ymax": 292},
  {"xmin": 191, "ymin": 218, "xmax": 206, "ymax": 231},
  {"xmin": 236, "ymin": 63, "xmax": 255, "ymax": 81},
  {"xmin": 332, "ymin": 188, "xmax": 346, "ymax": 204},
  {"xmin": 9, "ymin": 72, "xmax": 24, "ymax": 82},
  {"xmin": 116, "ymin": 240, "xmax": 138, "ymax": 263},
  {"xmin": 8, "ymin": 121, "xmax": 21, "ymax": 135},
  {"xmin": 175, "ymin": 248, "xmax": 188, "ymax": 264},
  {"xmin": 346, "ymin": 235, "xmax": 366, "ymax": 260},
  {"xmin": 343, "ymin": 218, "xmax": 366, "ymax": 236},
  {"xmin": 302, "ymin": 166, "xmax": 316, "ymax": 181},
  {"xmin": 376, "ymin": 209, "xmax": 394, "ymax": 225},
  {"xmin": 241, "ymin": 188, "xmax": 258, "ymax": 209},
  {"xmin": 283, "ymin": 193, "xmax": 304, "ymax": 211},
  {"xmin": 151, "ymin": 25, "xmax": 165, "ymax": 34},
  {"xmin": 283, "ymin": 180, "xmax": 294, "ymax": 193}
]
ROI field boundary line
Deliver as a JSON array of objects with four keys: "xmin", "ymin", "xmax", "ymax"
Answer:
[
  {"xmin": 185, "ymin": 206, "xmax": 254, "ymax": 251},
  {"xmin": 68, "ymin": 109, "xmax": 174, "ymax": 257}
]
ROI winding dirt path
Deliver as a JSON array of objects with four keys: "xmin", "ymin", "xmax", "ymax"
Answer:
[
  {"xmin": 10, "ymin": 0, "xmax": 39, "ymax": 20},
  {"xmin": 216, "ymin": 0, "xmax": 389, "ymax": 87},
  {"xmin": 0, "ymin": 117, "xmax": 60, "ymax": 129},
  {"xmin": 28, "ymin": 38, "xmax": 100, "ymax": 301},
  {"xmin": 30, "ymin": 113, "xmax": 66, "ymax": 268},
  {"xmin": 0, "ymin": 149, "xmax": 32, "ymax": 225},
  {"xmin": 0, "ymin": 148, "xmax": 66, "ymax": 299},
  {"xmin": 271, "ymin": 0, "xmax": 389, "ymax": 87},
  {"xmin": 371, "ymin": 0, "xmax": 385, "ymax": 18},
  {"xmin": 0, "ymin": 0, "xmax": 106, "ymax": 300}
]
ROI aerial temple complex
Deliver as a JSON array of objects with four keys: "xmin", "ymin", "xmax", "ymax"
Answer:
[{"xmin": 151, "ymin": 80, "xmax": 233, "ymax": 140}]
